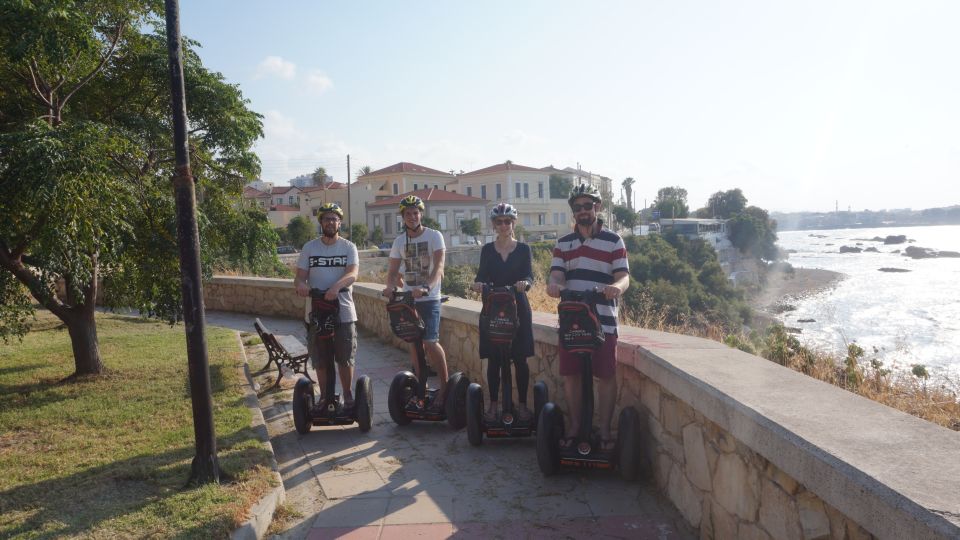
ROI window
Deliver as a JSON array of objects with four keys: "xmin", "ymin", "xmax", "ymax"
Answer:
[
  {"xmin": 471, "ymin": 211, "xmax": 480, "ymax": 222},
  {"xmin": 454, "ymin": 211, "xmax": 464, "ymax": 230},
  {"xmin": 395, "ymin": 215, "xmax": 403, "ymax": 233},
  {"xmin": 413, "ymin": 183, "xmax": 418, "ymax": 191},
  {"xmin": 385, "ymin": 215, "xmax": 392, "ymax": 234},
  {"xmin": 538, "ymin": 214, "xmax": 545, "ymax": 225},
  {"xmin": 466, "ymin": 186, "xmax": 472, "ymax": 197},
  {"xmin": 437, "ymin": 211, "xmax": 448, "ymax": 230},
  {"xmin": 276, "ymin": 197, "xmax": 283, "ymax": 205},
  {"xmin": 522, "ymin": 214, "xmax": 531, "ymax": 226},
  {"xmin": 288, "ymin": 196, "xmax": 294, "ymax": 205},
  {"xmin": 374, "ymin": 215, "xmax": 380, "ymax": 228},
  {"xmin": 480, "ymin": 185, "xmax": 487, "ymax": 200},
  {"xmin": 435, "ymin": 184, "xmax": 439, "ymax": 189},
  {"xmin": 393, "ymin": 183, "xmax": 398, "ymax": 195},
  {"xmin": 523, "ymin": 183, "xmax": 529, "ymax": 199},
  {"xmin": 560, "ymin": 212, "xmax": 567, "ymax": 224},
  {"xmin": 538, "ymin": 182, "xmax": 544, "ymax": 199},
  {"xmin": 495, "ymin": 184, "xmax": 502, "ymax": 199},
  {"xmin": 515, "ymin": 183, "xmax": 521, "ymax": 198}
]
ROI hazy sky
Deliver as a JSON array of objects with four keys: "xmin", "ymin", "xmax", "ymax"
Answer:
[{"xmin": 179, "ymin": 1, "xmax": 960, "ymax": 213}]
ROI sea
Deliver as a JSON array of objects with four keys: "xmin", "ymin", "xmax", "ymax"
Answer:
[{"xmin": 775, "ymin": 224, "xmax": 960, "ymax": 376}]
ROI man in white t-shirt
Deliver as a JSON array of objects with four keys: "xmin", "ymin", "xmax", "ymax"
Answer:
[
  {"xmin": 295, "ymin": 203, "xmax": 359, "ymax": 406},
  {"xmin": 382, "ymin": 195, "xmax": 450, "ymax": 407}
]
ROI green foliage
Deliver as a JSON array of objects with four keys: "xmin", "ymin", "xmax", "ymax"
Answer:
[
  {"xmin": 728, "ymin": 206, "xmax": 779, "ymax": 261},
  {"xmin": 622, "ymin": 177, "xmax": 635, "ymax": 210},
  {"xmin": 0, "ymin": 3, "xmax": 274, "ymax": 358},
  {"xmin": 705, "ymin": 189, "xmax": 748, "ymax": 218},
  {"xmin": 286, "ymin": 216, "xmax": 316, "ymax": 249},
  {"xmin": 611, "ymin": 204, "xmax": 639, "ymax": 230},
  {"xmin": 349, "ymin": 223, "xmax": 369, "ymax": 248},
  {"xmin": 311, "ymin": 166, "xmax": 328, "ymax": 186},
  {"xmin": 549, "ymin": 174, "xmax": 572, "ymax": 199},
  {"xmin": 274, "ymin": 226, "xmax": 290, "ymax": 245},
  {"xmin": 369, "ymin": 226, "xmax": 384, "ymax": 246},
  {"xmin": 911, "ymin": 364, "xmax": 929, "ymax": 379},
  {"xmin": 422, "ymin": 216, "xmax": 441, "ymax": 230},
  {"xmin": 442, "ymin": 265, "xmax": 476, "ymax": 299},
  {"xmin": 460, "ymin": 217, "xmax": 481, "ymax": 238},
  {"xmin": 653, "ymin": 186, "xmax": 689, "ymax": 218}
]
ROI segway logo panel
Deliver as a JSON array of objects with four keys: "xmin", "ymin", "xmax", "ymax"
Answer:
[
  {"xmin": 387, "ymin": 302, "xmax": 425, "ymax": 343},
  {"xmin": 481, "ymin": 290, "xmax": 519, "ymax": 344},
  {"xmin": 311, "ymin": 297, "xmax": 340, "ymax": 340},
  {"xmin": 557, "ymin": 300, "xmax": 605, "ymax": 353}
]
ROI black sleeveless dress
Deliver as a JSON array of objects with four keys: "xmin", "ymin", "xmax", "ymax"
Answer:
[{"xmin": 474, "ymin": 242, "xmax": 535, "ymax": 360}]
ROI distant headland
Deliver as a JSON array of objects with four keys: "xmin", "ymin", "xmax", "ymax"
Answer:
[{"xmin": 772, "ymin": 205, "xmax": 960, "ymax": 231}]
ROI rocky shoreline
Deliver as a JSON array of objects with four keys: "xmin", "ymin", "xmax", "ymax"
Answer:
[{"xmin": 750, "ymin": 267, "xmax": 845, "ymax": 326}]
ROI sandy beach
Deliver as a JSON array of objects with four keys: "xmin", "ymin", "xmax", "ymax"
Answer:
[{"xmin": 751, "ymin": 267, "xmax": 845, "ymax": 319}]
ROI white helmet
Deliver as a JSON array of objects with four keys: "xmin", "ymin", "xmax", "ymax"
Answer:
[{"xmin": 489, "ymin": 202, "xmax": 518, "ymax": 220}]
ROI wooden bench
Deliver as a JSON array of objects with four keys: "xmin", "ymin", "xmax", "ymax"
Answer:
[{"xmin": 253, "ymin": 318, "xmax": 312, "ymax": 389}]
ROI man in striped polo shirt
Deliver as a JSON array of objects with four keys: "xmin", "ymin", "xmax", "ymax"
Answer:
[{"xmin": 547, "ymin": 183, "xmax": 630, "ymax": 450}]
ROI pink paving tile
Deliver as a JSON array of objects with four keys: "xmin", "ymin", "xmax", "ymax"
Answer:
[
  {"xmin": 307, "ymin": 525, "xmax": 380, "ymax": 540},
  {"xmin": 379, "ymin": 523, "xmax": 456, "ymax": 539}
]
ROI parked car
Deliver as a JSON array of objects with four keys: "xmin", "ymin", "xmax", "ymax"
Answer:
[{"xmin": 276, "ymin": 245, "xmax": 298, "ymax": 254}]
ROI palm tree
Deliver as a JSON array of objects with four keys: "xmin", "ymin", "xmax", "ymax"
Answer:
[
  {"xmin": 311, "ymin": 166, "xmax": 328, "ymax": 187},
  {"xmin": 622, "ymin": 177, "xmax": 635, "ymax": 211},
  {"xmin": 358, "ymin": 165, "xmax": 373, "ymax": 178}
]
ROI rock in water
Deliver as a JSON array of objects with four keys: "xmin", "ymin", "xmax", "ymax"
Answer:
[
  {"xmin": 879, "ymin": 267, "xmax": 911, "ymax": 273},
  {"xmin": 839, "ymin": 245, "xmax": 862, "ymax": 253}
]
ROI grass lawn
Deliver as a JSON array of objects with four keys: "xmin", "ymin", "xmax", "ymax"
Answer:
[{"xmin": 0, "ymin": 310, "xmax": 276, "ymax": 539}]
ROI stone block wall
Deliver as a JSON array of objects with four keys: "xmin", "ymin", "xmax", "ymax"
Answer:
[{"xmin": 204, "ymin": 276, "xmax": 959, "ymax": 540}]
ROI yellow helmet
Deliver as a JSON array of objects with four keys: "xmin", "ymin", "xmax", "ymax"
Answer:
[
  {"xmin": 317, "ymin": 202, "xmax": 343, "ymax": 220},
  {"xmin": 398, "ymin": 195, "xmax": 425, "ymax": 213}
]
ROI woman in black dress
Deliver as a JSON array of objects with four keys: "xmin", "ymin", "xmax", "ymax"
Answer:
[{"xmin": 471, "ymin": 202, "xmax": 535, "ymax": 422}]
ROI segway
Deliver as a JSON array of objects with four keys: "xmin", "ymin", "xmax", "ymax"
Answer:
[
  {"xmin": 292, "ymin": 288, "xmax": 373, "ymax": 434},
  {"xmin": 385, "ymin": 289, "xmax": 470, "ymax": 429},
  {"xmin": 466, "ymin": 284, "xmax": 547, "ymax": 445},
  {"xmin": 536, "ymin": 288, "xmax": 641, "ymax": 479}
]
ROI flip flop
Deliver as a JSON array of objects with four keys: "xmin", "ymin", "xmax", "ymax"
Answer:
[
  {"xmin": 516, "ymin": 406, "xmax": 533, "ymax": 422},
  {"xmin": 600, "ymin": 438, "xmax": 616, "ymax": 452},
  {"xmin": 559, "ymin": 436, "xmax": 576, "ymax": 448},
  {"xmin": 483, "ymin": 411, "xmax": 498, "ymax": 423}
]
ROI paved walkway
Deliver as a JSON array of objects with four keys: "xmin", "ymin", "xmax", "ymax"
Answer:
[{"xmin": 207, "ymin": 311, "xmax": 694, "ymax": 540}]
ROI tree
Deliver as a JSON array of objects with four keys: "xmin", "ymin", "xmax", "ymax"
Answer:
[
  {"xmin": 286, "ymin": 216, "xmax": 316, "ymax": 249},
  {"xmin": 611, "ymin": 205, "xmax": 639, "ymax": 231},
  {"xmin": 460, "ymin": 218, "xmax": 481, "ymax": 241},
  {"xmin": 653, "ymin": 186, "xmax": 689, "ymax": 219},
  {"xmin": 549, "ymin": 174, "xmax": 572, "ymax": 199},
  {"xmin": 349, "ymin": 223, "xmax": 368, "ymax": 248},
  {"xmin": 622, "ymin": 177, "xmax": 635, "ymax": 211},
  {"xmin": 0, "ymin": 3, "xmax": 272, "ymax": 376},
  {"xmin": 727, "ymin": 206, "xmax": 779, "ymax": 261},
  {"xmin": 369, "ymin": 226, "xmax": 384, "ymax": 247},
  {"xmin": 311, "ymin": 166, "xmax": 329, "ymax": 187},
  {"xmin": 422, "ymin": 216, "xmax": 441, "ymax": 230},
  {"xmin": 706, "ymin": 188, "xmax": 748, "ymax": 219},
  {"xmin": 357, "ymin": 165, "xmax": 373, "ymax": 177}
]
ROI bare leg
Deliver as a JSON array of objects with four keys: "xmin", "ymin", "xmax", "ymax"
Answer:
[
  {"xmin": 424, "ymin": 341, "xmax": 448, "ymax": 404},
  {"xmin": 339, "ymin": 364, "xmax": 355, "ymax": 403},
  {"xmin": 597, "ymin": 376, "xmax": 616, "ymax": 440},
  {"xmin": 563, "ymin": 374, "xmax": 582, "ymax": 438}
]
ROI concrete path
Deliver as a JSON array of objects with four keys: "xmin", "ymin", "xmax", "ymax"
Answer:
[{"xmin": 207, "ymin": 311, "xmax": 694, "ymax": 540}]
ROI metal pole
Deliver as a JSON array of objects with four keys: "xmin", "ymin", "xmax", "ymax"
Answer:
[
  {"xmin": 346, "ymin": 154, "xmax": 351, "ymax": 238},
  {"xmin": 163, "ymin": 0, "xmax": 220, "ymax": 486}
]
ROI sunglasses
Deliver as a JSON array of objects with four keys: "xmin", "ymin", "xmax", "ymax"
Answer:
[
  {"xmin": 321, "ymin": 217, "xmax": 340, "ymax": 223},
  {"xmin": 571, "ymin": 202, "xmax": 596, "ymax": 212},
  {"xmin": 493, "ymin": 219, "xmax": 513, "ymax": 226}
]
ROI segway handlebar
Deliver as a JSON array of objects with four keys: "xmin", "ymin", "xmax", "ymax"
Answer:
[
  {"xmin": 309, "ymin": 287, "xmax": 351, "ymax": 298},
  {"xmin": 481, "ymin": 282, "xmax": 531, "ymax": 297}
]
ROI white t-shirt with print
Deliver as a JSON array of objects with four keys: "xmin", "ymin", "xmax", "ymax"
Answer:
[
  {"xmin": 389, "ymin": 227, "xmax": 445, "ymax": 302},
  {"xmin": 296, "ymin": 237, "xmax": 359, "ymax": 323}
]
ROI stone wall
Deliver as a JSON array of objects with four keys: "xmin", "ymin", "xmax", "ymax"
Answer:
[{"xmin": 204, "ymin": 276, "xmax": 960, "ymax": 540}]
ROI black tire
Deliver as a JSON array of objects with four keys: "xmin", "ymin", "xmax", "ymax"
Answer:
[
  {"xmin": 617, "ymin": 406, "xmax": 641, "ymax": 481},
  {"xmin": 445, "ymin": 372, "xmax": 470, "ymax": 430},
  {"xmin": 292, "ymin": 376, "xmax": 314, "ymax": 435},
  {"xmin": 536, "ymin": 402, "xmax": 563, "ymax": 476},
  {"xmin": 466, "ymin": 383, "xmax": 484, "ymax": 446},
  {"xmin": 355, "ymin": 375, "xmax": 373, "ymax": 433},
  {"xmin": 533, "ymin": 381, "xmax": 548, "ymax": 430},
  {"xmin": 388, "ymin": 371, "xmax": 417, "ymax": 426}
]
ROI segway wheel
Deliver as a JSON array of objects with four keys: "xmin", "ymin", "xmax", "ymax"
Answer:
[
  {"xmin": 617, "ymin": 406, "xmax": 641, "ymax": 481},
  {"xmin": 355, "ymin": 375, "xmax": 373, "ymax": 433},
  {"xmin": 388, "ymin": 371, "xmax": 417, "ymax": 426},
  {"xmin": 445, "ymin": 372, "xmax": 470, "ymax": 430},
  {"xmin": 536, "ymin": 402, "xmax": 563, "ymax": 476},
  {"xmin": 533, "ymin": 381, "xmax": 548, "ymax": 429},
  {"xmin": 466, "ymin": 383, "xmax": 484, "ymax": 446},
  {"xmin": 292, "ymin": 376, "xmax": 315, "ymax": 435}
]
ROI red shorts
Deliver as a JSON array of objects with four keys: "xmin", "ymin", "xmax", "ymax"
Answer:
[{"xmin": 559, "ymin": 333, "xmax": 618, "ymax": 379}]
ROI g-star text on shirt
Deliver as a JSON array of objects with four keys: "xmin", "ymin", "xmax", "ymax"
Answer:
[{"xmin": 309, "ymin": 256, "xmax": 348, "ymax": 268}]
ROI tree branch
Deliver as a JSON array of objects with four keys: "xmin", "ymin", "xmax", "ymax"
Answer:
[
  {"xmin": 59, "ymin": 20, "xmax": 126, "ymax": 114},
  {"xmin": 0, "ymin": 241, "xmax": 68, "ymax": 318},
  {"xmin": 26, "ymin": 62, "xmax": 52, "ymax": 107}
]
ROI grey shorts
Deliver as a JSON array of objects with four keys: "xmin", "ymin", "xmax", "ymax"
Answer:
[{"xmin": 305, "ymin": 321, "xmax": 357, "ymax": 371}]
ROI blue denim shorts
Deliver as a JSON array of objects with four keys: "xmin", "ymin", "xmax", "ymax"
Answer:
[{"xmin": 415, "ymin": 300, "xmax": 441, "ymax": 342}]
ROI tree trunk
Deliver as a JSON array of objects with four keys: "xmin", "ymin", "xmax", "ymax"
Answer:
[{"xmin": 63, "ymin": 306, "xmax": 104, "ymax": 376}]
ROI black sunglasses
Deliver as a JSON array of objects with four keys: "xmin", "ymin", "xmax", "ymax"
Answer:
[{"xmin": 571, "ymin": 202, "xmax": 596, "ymax": 212}]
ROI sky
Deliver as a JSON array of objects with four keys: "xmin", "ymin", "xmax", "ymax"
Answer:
[{"xmin": 178, "ymin": 0, "xmax": 960, "ymax": 213}]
